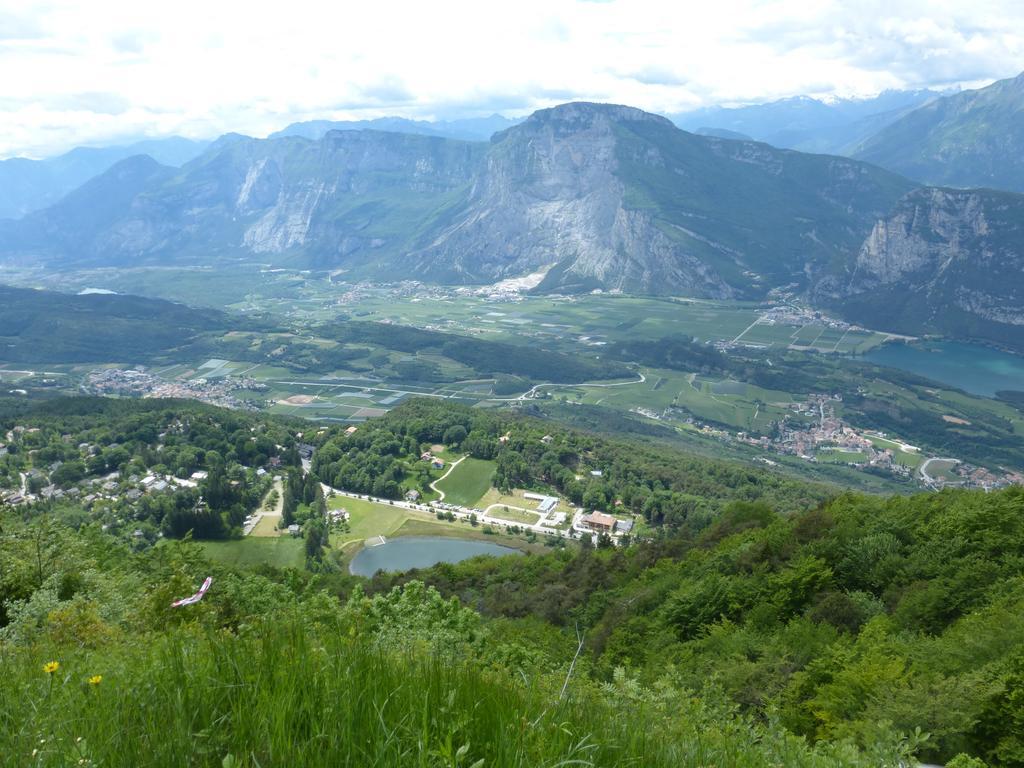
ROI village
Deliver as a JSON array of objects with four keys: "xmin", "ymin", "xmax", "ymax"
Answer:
[
  {"xmin": 82, "ymin": 367, "xmax": 267, "ymax": 411},
  {"xmin": 651, "ymin": 392, "xmax": 1024, "ymax": 492}
]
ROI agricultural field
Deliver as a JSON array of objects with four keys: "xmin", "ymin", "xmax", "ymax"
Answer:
[
  {"xmin": 548, "ymin": 367, "xmax": 794, "ymax": 433},
  {"xmin": 817, "ymin": 449, "xmax": 870, "ymax": 464},
  {"xmin": 733, "ymin": 320, "xmax": 888, "ymax": 353},
  {"xmin": 434, "ymin": 458, "xmax": 496, "ymax": 506}
]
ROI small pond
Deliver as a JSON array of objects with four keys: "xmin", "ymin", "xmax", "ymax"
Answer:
[{"xmin": 349, "ymin": 536, "xmax": 523, "ymax": 577}]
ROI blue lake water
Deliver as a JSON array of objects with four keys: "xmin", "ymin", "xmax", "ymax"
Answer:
[
  {"xmin": 863, "ymin": 341, "xmax": 1024, "ymax": 397},
  {"xmin": 349, "ymin": 536, "xmax": 523, "ymax": 577}
]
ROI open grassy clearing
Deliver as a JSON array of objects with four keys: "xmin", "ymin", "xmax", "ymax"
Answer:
[
  {"xmin": 486, "ymin": 506, "xmax": 542, "ymax": 525},
  {"xmin": 434, "ymin": 457, "xmax": 496, "ymax": 506},
  {"xmin": 817, "ymin": 449, "xmax": 870, "ymax": 464},
  {"xmin": 867, "ymin": 436, "xmax": 924, "ymax": 468},
  {"xmin": 250, "ymin": 513, "xmax": 282, "ymax": 536},
  {"xmin": 477, "ymin": 487, "xmax": 567, "ymax": 513},
  {"xmin": 327, "ymin": 495, "xmax": 414, "ymax": 548},
  {"xmin": 197, "ymin": 537, "xmax": 305, "ymax": 569}
]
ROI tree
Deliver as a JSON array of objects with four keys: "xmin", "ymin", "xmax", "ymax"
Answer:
[{"xmin": 443, "ymin": 424, "xmax": 468, "ymax": 447}]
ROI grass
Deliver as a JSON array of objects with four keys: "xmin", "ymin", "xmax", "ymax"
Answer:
[
  {"xmin": 434, "ymin": 458, "xmax": 496, "ymax": 506},
  {"xmin": 867, "ymin": 436, "xmax": 925, "ymax": 468},
  {"xmin": 0, "ymin": 615, "xmax": 882, "ymax": 768},
  {"xmin": 485, "ymin": 506, "xmax": 542, "ymax": 525},
  {"xmin": 249, "ymin": 513, "xmax": 282, "ymax": 537},
  {"xmin": 817, "ymin": 450, "xmax": 869, "ymax": 464},
  {"xmin": 327, "ymin": 495, "xmax": 413, "ymax": 548},
  {"xmin": 477, "ymin": 488, "xmax": 566, "ymax": 513},
  {"xmin": 197, "ymin": 537, "xmax": 305, "ymax": 570}
]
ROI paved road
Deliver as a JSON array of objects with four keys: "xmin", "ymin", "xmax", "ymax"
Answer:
[
  {"xmin": 919, "ymin": 456, "xmax": 961, "ymax": 488},
  {"xmin": 488, "ymin": 372, "xmax": 647, "ymax": 403}
]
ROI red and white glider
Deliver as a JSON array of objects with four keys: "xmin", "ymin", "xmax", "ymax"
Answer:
[{"xmin": 171, "ymin": 576, "xmax": 212, "ymax": 607}]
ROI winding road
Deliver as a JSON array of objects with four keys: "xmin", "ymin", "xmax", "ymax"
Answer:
[{"xmin": 488, "ymin": 372, "xmax": 647, "ymax": 403}]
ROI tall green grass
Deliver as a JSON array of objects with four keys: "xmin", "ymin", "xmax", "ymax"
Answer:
[{"xmin": 1, "ymin": 615, "xmax": 897, "ymax": 767}]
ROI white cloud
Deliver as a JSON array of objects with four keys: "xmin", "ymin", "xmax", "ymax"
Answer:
[{"xmin": 0, "ymin": 0, "xmax": 1022, "ymax": 157}]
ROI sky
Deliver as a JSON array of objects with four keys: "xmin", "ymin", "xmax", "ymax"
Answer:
[{"xmin": 1, "ymin": 0, "xmax": 1023, "ymax": 158}]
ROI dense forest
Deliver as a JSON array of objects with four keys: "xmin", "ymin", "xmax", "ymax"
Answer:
[
  {"xmin": 0, "ymin": 284, "xmax": 228, "ymax": 363},
  {"xmin": 370, "ymin": 486, "xmax": 1024, "ymax": 766}
]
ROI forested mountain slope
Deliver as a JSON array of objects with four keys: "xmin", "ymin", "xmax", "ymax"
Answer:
[{"xmin": 853, "ymin": 71, "xmax": 1024, "ymax": 192}]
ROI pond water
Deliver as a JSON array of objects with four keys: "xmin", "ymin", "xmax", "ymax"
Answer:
[
  {"xmin": 863, "ymin": 341, "xmax": 1024, "ymax": 398},
  {"xmin": 349, "ymin": 536, "xmax": 523, "ymax": 577}
]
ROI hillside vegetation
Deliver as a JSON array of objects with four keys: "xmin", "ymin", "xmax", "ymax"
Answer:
[
  {"xmin": 370, "ymin": 486, "xmax": 1024, "ymax": 766},
  {"xmin": 0, "ymin": 519, "xmax": 931, "ymax": 767},
  {"xmin": 2, "ymin": 396, "xmax": 1021, "ymax": 765}
]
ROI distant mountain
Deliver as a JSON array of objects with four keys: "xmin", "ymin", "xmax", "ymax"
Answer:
[
  {"xmin": 819, "ymin": 187, "xmax": 1024, "ymax": 351},
  {"xmin": 0, "ymin": 131, "xmax": 484, "ymax": 269},
  {"xmin": 4, "ymin": 101, "xmax": 1022, "ymax": 348},
  {"xmin": 406, "ymin": 102, "xmax": 914, "ymax": 296},
  {"xmin": 0, "ymin": 102, "xmax": 913, "ymax": 301},
  {"xmin": 0, "ymin": 136, "xmax": 209, "ymax": 220},
  {"xmin": 695, "ymin": 127, "xmax": 752, "ymax": 141},
  {"xmin": 852, "ymin": 72, "xmax": 1024, "ymax": 192},
  {"xmin": 673, "ymin": 90, "xmax": 941, "ymax": 154},
  {"xmin": 270, "ymin": 114, "xmax": 522, "ymax": 142}
]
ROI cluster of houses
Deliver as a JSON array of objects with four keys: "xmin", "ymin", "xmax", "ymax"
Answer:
[{"xmin": 420, "ymin": 451, "xmax": 445, "ymax": 470}]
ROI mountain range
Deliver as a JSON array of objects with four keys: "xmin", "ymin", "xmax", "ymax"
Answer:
[
  {"xmin": 852, "ymin": 72, "xmax": 1024, "ymax": 192},
  {"xmin": 1, "ymin": 97, "xmax": 1022, "ymax": 350},
  {"xmin": 0, "ymin": 136, "xmax": 208, "ymax": 220},
  {"xmin": 270, "ymin": 114, "xmax": 521, "ymax": 142},
  {"xmin": 0, "ymin": 103, "xmax": 913, "ymax": 295},
  {"xmin": 672, "ymin": 89, "xmax": 943, "ymax": 155}
]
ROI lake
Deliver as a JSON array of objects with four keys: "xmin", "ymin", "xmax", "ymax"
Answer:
[
  {"xmin": 864, "ymin": 341, "xmax": 1024, "ymax": 398},
  {"xmin": 349, "ymin": 536, "xmax": 523, "ymax": 577}
]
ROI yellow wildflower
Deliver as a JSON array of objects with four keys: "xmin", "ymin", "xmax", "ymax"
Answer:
[
  {"xmin": 42, "ymin": 661, "xmax": 60, "ymax": 674},
  {"xmin": 88, "ymin": 675, "xmax": 103, "ymax": 686}
]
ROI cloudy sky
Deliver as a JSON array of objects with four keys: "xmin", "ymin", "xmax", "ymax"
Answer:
[{"xmin": 2, "ymin": 0, "xmax": 1023, "ymax": 158}]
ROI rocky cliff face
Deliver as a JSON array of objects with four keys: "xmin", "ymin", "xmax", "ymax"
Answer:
[
  {"xmin": 3, "ymin": 131, "xmax": 483, "ymax": 268},
  {"xmin": 405, "ymin": 103, "xmax": 733, "ymax": 295},
  {"xmin": 406, "ymin": 102, "xmax": 912, "ymax": 295},
  {"xmin": 826, "ymin": 187, "xmax": 1024, "ymax": 348}
]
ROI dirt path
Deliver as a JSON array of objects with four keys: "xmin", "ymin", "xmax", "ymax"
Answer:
[
  {"xmin": 429, "ymin": 456, "xmax": 466, "ymax": 502},
  {"xmin": 247, "ymin": 476, "xmax": 285, "ymax": 536}
]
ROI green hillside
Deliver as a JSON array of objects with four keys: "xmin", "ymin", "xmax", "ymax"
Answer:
[
  {"xmin": 2, "ymin": 396, "xmax": 1021, "ymax": 764},
  {"xmin": 0, "ymin": 284, "xmax": 227, "ymax": 363},
  {"xmin": 854, "ymin": 71, "xmax": 1024, "ymax": 192}
]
